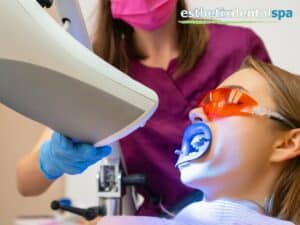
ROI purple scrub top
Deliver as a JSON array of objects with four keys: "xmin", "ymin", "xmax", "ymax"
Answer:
[{"xmin": 120, "ymin": 24, "xmax": 271, "ymax": 216}]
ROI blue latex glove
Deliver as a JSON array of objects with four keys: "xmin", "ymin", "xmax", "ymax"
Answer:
[{"xmin": 39, "ymin": 132, "xmax": 112, "ymax": 180}]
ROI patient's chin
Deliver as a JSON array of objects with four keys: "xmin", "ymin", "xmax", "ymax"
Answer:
[
  {"xmin": 179, "ymin": 165, "xmax": 203, "ymax": 189},
  {"xmin": 179, "ymin": 161, "xmax": 216, "ymax": 191}
]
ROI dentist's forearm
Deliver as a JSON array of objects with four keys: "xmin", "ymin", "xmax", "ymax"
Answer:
[
  {"xmin": 16, "ymin": 147, "xmax": 54, "ymax": 196},
  {"xmin": 16, "ymin": 129, "xmax": 54, "ymax": 196}
]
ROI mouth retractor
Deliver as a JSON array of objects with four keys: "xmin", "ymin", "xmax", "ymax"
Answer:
[{"xmin": 175, "ymin": 122, "xmax": 212, "ymax": 167}]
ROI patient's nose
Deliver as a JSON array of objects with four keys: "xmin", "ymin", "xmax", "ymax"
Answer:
[{"xmin": 189, "ymin": 108, "xmax": 207, "ymax": 123}]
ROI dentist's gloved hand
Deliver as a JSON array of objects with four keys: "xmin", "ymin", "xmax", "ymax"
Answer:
[{"xmin": 39, "ymin": 132, "xmax": 112, "ymax": 180}]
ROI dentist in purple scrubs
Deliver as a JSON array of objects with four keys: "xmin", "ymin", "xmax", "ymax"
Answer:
[{"xmin": 17, "ymin": 0, "xmax": 271, "ymax": 217}]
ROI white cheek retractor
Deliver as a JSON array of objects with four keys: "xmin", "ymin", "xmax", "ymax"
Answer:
[{"xmin": 175, "ymin": 122, "xmax": 212, "ymax": 167}]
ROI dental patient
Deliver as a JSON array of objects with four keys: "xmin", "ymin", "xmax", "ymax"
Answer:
[{"xmin": 98, "ymin": 56, "xmax": 300, "ymax": 225}]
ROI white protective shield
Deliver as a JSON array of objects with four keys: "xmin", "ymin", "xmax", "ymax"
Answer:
[{"xmin": 0, "ymin": 0, "xmax": 158, "ymax": 146}]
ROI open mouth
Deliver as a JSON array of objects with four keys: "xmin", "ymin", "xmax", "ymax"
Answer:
[
  {"xmin": 191, "ymin": 134, "xmax": 209, "ymax": 153},
  {"xmin": 175, "ymin": 122, "xmax": 212, "ymax": 167}
]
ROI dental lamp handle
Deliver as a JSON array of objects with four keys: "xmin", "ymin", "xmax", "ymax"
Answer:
[{"xmin": 51, "ymin": 200, "xmax": 105, "ymax": 221}]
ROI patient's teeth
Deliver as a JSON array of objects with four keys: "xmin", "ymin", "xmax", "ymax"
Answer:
[{"xmin": 190, "ymin": 135, "xmax": 205, "ymax": 151}]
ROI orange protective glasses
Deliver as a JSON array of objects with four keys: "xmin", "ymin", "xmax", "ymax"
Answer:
[{"xmin": 192, "ymin": 87, "xmax": 296, "ymax": 129}]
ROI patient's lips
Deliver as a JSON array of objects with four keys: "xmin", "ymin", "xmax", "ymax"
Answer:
[
  {"xmin": 177, "ymin": 161, "xmax": 191, "ymax": 169},
  {"xmin": 175, "ymin": 122, "xmax": 212, "ymax": 167}
]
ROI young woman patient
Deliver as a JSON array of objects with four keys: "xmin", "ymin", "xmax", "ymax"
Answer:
[{"xmin": 96, "ymin": 56, "xmax": 300, "ymax": 225}]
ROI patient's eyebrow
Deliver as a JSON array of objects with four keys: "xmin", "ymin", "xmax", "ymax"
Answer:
[{"xmin": 220, "ymin": 85, "xmax": 249, "ymax": 93}]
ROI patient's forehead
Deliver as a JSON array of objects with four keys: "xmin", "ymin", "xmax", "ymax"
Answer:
[{"xmin": 219, "ymin": 69, "xmax": 276, "ymax": 109}]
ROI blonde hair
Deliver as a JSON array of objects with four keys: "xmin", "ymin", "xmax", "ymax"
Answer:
[
  {"xmin": 243, "ymin": 56, "xmax": 300, "ymax": 224},
  {"xmin": 92, "ymin": 0, "xmax": 209, "ymax": 79}
]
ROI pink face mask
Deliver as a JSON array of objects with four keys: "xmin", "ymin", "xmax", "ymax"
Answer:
[{"xmin": 111, "ymin": 0, "xmax": 177, "ymax": 31}]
